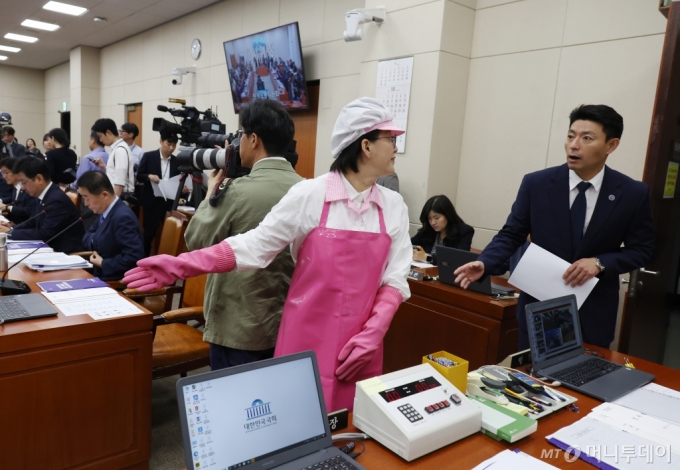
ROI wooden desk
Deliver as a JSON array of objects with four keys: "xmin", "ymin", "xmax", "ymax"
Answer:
[
  {"xmin": 348, "ymin": 347, "xmax": 679, "ymax": 469},
  {"xmin": 384, "ymin": 277, "xmax": 518, "ymax": 373},
  {"xmin": 0, "ymin": 265, "xmax": 153, "ymax": 469}
]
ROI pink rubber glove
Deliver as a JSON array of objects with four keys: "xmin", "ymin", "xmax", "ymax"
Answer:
[
  {"xmin": 336, "ymin": 285, "xmax": 403, "ymax": 381},
  {"xmin": 122, "ymin": 241, "xmax": 236, "ymax": 292}
]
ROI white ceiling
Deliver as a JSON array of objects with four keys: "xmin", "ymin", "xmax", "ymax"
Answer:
[{"xmin": 0, "ymin": 0, "xmax": 222, "ymax": 69}]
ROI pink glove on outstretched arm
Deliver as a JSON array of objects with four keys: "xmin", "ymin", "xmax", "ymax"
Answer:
[
  {"xmin": 122, "ymin": 241, "xmax": 236, "ymax": 292},
  {"xmin": 336, "ymin": 285, "xmax": 403, "ymax": 381}
]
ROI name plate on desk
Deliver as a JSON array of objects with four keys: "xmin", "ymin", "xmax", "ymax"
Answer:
[{"xmin": 408, "ymin": 269, "xmax": 424, "ymax": 281}]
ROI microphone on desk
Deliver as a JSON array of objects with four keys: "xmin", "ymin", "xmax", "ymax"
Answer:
[
  {"xmin": 0, "ymin": 209, "xmax": 94, "ymax": 295},
  {"xmin": 6, "ymin": 205, "xmax": 53, "ymax": 233}
]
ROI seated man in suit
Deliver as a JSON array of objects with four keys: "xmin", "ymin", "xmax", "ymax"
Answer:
[
  {"xmin": 0, "ymin": 157, "xmax": 38, "ymax": 224},
  {"xmin": 0, "ymin": 157, "xmax": 86, "ymax": 253},
  {"xmin": 78, "ymin": 171, "xmax": 144, "ymax": 280},
  {"xmin": 137, "ymin": 132, "xmax": 179, "ymax": 256}
]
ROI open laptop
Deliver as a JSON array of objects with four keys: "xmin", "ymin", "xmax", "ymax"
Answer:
[
  {"xmin": 0, "ymin": 293, "xmax": 58, "ymax": 324},
  {"xmin": 436, "ymin": 246, "xmax": 515, "ymax": 296},
  {"xmin": 176, "ymin": 351, "xmax": 366, "ymax": 470},
  {"xmin": 526, "ymin": 295, "xmax": 654, "ymax": 402}
]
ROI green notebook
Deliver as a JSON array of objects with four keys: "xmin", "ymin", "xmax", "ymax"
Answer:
[{"xmin": 468, "ymin": 394, "xmax": 537, "ymax": 443}]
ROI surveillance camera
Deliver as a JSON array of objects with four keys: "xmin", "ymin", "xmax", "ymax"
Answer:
[
  {"xmin": 170, "ymin": 66, "xmax": 196, "ymax": 85},
  {"xmin": 344, "ymin": 7, "xmax": 385, "ymax": 42}
]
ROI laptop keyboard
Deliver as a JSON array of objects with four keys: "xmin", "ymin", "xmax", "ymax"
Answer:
[
  {"xmin": 550, "ymin": 357, "xmax": 622, "ymax": 386},
  {"xmin": 301, "ymin": 455, "xmax": 360, "ymax": 470},
  {"xmin": 0, "ymin": 297, "xmax": 29, "ymax": 321}
]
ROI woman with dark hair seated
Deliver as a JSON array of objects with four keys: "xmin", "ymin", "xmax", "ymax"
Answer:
[
  {"xmin": 45, "ymin": 128, "xmax": 77, "ymax": 187},
  {"xmin": 412, "ymin": 194, "xmax": 474, "ymax": 263}
]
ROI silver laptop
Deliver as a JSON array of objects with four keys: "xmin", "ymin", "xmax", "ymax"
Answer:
[
  {"xmin": 436, "ymin": 246, "xmax": 515, "ymax": 296},
  {"xmin": 176, "ymin": 351, "xmax": 366, "ymax": 470},
  {"xmin": 526, "ymin": 295, "xmax": 654, "ymax": 402}
]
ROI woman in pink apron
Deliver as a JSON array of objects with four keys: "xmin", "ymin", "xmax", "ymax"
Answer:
[{"xmin": 123, "ymin": 97, "xmax": 412, "ymax": 411}]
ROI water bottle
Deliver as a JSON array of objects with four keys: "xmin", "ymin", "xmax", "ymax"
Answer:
[{"xmin": 0, "ymin": 233, "xmax": 7, "ymax": 272}]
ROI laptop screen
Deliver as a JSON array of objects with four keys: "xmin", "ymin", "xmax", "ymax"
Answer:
[
  {"xmin": 527, "ymin": 298, "xmax": 583, "ymax": 363},
  {"xmin": 179, "ymin": 356, "xmax": 327, "ymax": 470}
]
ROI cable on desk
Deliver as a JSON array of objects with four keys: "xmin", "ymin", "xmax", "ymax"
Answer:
[{"xmin": 334, "ymin": 439, "xmax": 366, "ymax": 460}]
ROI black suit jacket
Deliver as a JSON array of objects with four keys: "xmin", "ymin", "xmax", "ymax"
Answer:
[
  {"xmin": 7, "ymin": 186, "xmax": 39, "ymax": 224},
  {"xmin": 1, "ymin": 142, "xmax": 26, "ymax": 158},
  {"xmin": 411, "ymin": 222, "xmax": 475, "ymax": 254},
  {"xmin": 82, "ymin": 199, "xmax": 145, "ymax": 280},
  {"xmin": 11, "ymin": 183, "xmax": 85, "ymax": 253},
  {"xmin": 45, "ymin": 147, "xmax": 78, "ymax": 184},
  {"xmin": 478, "ymin": 164, "xmax": 655, "ymax": 348},
  {"xmin": 137, "ymin": 150, "xmax": 180, "ymax": 207}
]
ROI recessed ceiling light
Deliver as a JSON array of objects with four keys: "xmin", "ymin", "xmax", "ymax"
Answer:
[
  {"xmin": 21, "ymin": 19, "xmax": 60, "ymax": 32},
  {"xmin": 4, "ymin": 33, "xmax": 38, "ymax": 43},
  {"xmin": 43, "ymin": 1, "xmax": 88, "ymax": 16},
  {"xmin": 0, "ymin": 45, "xmax": 21, "ymax": 53},
  {"xmin": 0, "ymin": 56, "xmax": 8, "ymax": 61}
]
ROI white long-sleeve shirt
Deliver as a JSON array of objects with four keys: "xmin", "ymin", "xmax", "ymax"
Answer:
[{"xmin": 228, "ymin": 171, "xmax": 412, "ymax": 301}]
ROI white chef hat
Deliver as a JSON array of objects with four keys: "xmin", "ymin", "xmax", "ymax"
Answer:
[{"xmin": 331, "ymin": 97, "xmax": 405, "ymax": 159}]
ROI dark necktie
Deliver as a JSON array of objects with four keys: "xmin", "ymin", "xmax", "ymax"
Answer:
[{"xmin": 571, "ymin": 181, "xmax": 592, "ymax": 256}]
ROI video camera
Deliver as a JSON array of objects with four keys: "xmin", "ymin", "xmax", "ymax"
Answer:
[
  {"xmin": 152, "ymin": 103, "xmax": 226, "ymax": 146},
  {"xmin": 0, "ymin": 113, "xmax": 11, "ymax": 126}
]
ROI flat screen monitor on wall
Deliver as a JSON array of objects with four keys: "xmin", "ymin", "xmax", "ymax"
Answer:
[{"xmin": 224, "ymin": 22, "xmax": 309, "ymax": 113}]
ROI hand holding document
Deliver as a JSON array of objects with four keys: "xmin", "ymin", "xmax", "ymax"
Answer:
[
  {"xmin": 151, "ymin": 174, "xmax": 182, "ymax": 201},
  {"xmin": 508, "ymin": 243, "xmax": 598, "ymax": 308}
]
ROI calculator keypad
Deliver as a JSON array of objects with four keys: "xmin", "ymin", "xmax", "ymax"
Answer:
[{"xmin": 397, "ymin": 404, "xmax": 423, "ymax": 423}]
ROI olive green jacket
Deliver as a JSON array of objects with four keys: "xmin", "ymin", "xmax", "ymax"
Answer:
[{"xmin": 184, "ymin": 158, "xmax": 303, "ymax": 350}]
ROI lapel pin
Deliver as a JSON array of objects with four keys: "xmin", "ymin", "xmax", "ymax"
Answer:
[{"xmin": 608, "ymin": 195, "xmax": 615, "ymax": 201}]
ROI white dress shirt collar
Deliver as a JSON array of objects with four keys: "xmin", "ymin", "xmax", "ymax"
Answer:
[
  {"xmin": 37, "ymin": 182, "xmax": 53, "ymax": 201},
  {"xmin": 569, "ymin": 166, "xmax": 605, "ymax": 193}
]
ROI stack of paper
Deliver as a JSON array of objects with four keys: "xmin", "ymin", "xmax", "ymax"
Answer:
[
  {"xmin": 546, "ymin": 402, "xmax": 680, "ymax": 468},
  {"xmin": 6, "ymin": 240, "xmax": 53, "ymax": 258},
  {"xmin": 41, "ymin": 287, "xmax": 143, "ymax": 320},
  {"xmin": 468, "ymin": 395, "xmax": 538, "ymax": 443},
  {"xmin": 23, "ymin": 252, "xmax": 92, "ymax": 271},
  {"xmin": 472, "ymin": 449, "xmax": 559, "ymax": 469}
]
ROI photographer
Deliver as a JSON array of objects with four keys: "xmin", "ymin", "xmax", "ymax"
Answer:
[
  {"xmin": 183, "ymin": 99, "xmax": 302, "ymax": 370},
  {"xmin": 137, "ymin": 132, "xmax": 180, "ymax": 256}
]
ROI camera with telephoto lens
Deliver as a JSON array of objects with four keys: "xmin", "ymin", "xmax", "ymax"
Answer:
[{"xmin": 177, "ymin": 132, "xmax": 249, "ymax": 179}]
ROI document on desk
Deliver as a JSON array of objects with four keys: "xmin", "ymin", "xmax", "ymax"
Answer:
[
  {"xmin": 589, "ymin": 403, "xmax": 680, "ymax": 451},
  {"xmin": 547, "ymin": 417, "xmax": 676, "ymax": 469},
  {"xmin": 411, "ymin": 260, "xmax": 435, "ymax": 269},
  {"xmin": 151, "ymin": 174, "xmax": 182, "ymax": 201},
  {"xmin": 612, "ymin": 383, "xmax": 680, "ymax": 426},
  {"xmin": 472, "ymin": 449, "xmax": 558, "ymax": 469},
  {"xmin": 42, "ymin": 287, "xmax": 144, "ymax": 320},
  {"xmin": 508, "ymin": 243, "xmax": 598, "ymax": 308}
]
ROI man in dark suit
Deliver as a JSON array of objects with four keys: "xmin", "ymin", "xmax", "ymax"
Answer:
[
  {"xmin": 0, "ymin": 157, "xmax": 85, "ymax": 253},
  {"xmin": 0, "ymin": 157, "xmax": 38, "ymax": 224},
  {"xmin": 136, "ymin": 132, "xmax": 180, "ymax": 255},
  {"xmin": 1, "ymin": 126, "xmax": 26, "ymax": 158},
  {"xmin": 78, "ymin": 171, "xmax": 144, "ymax": 280},
  {"xmin": 455, "ymin": 105, "xmax": 655, "ymax": 349}
]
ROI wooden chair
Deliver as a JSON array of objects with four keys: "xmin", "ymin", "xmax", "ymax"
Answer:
[
  {"xmin": 123, "ymin": 211, "xmax": 189, "ymax": 315},
  {"xmin": 64, "ymin": 189, "xmax": 80, "ymax": 208},
  {"xmin": 150, "ymin": 299, "xmax": 210, "ymax": 379}
]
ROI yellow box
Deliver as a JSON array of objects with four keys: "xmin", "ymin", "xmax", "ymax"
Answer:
[{"xmin": 422, "ymin": 351, "xmax": 469, "ymax": 394}]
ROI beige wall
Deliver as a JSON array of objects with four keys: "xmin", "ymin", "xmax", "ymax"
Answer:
[
  {"xmin": 458, "ymin": 0, "xmax": 666, "ymax": 250},
  {"xmin": 94, "ymin": 0, "xmax": 473, "ymax": 229},
  {"xmin": 0, "ymin": 64, "xmax": 45, "ymax": 152},
  {"xmin": 45, "ymin": 62, "xmax": 70, "ymax": 144}
]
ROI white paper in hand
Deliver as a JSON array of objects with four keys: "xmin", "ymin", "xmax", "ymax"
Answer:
[{"xmin": 508, "ymin": 243, "xmax": 598, "ymax": 308}]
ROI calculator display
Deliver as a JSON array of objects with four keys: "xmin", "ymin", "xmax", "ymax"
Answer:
[{"xmin": 378, "ymin": 376, "xmax": 441, "ymax": 403}]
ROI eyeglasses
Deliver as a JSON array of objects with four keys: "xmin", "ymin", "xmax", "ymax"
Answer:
[{"xmin": 376, "ymin": 136, "xmax": 397, "ymax": 145}]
